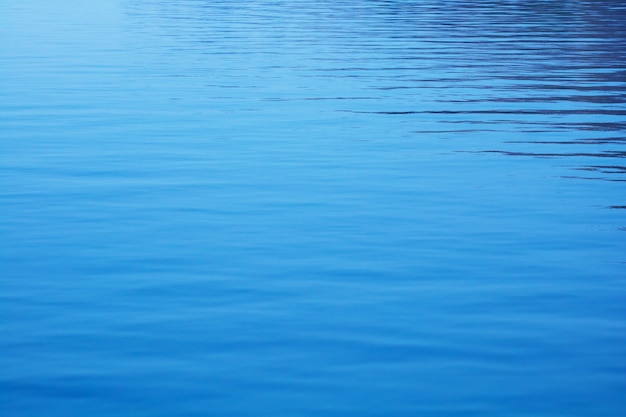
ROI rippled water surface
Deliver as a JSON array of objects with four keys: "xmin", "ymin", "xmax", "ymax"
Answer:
[{"xmin": 2, "ymin": 1, "xmax": 625, "ymax": 416}]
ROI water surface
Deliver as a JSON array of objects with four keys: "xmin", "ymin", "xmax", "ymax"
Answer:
[{"xmin": 1, "ymin": 1, "xmax": 625, "ymax": 416}]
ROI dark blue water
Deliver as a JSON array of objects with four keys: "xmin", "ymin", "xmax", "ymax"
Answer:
[{"xmin": 1, "ymin": 1, "xmax": 625, "ymax": 416}]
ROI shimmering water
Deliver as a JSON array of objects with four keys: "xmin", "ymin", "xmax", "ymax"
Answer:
[{"xmin": 1, "ymin": 1, "xmax": 625, "ymax": 416}]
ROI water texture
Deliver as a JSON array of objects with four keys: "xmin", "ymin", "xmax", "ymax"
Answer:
[{"xmin": 1, "ymin": 1, "xmax": 625, "ymax": 416}]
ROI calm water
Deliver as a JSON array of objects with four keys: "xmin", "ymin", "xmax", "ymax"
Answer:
[{"xmin": 1, "ymin": 1, "xmax": 625, "ymax": 416}]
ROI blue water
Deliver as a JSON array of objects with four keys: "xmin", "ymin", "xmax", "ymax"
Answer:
[{"xmin": 1, "ymin": 1, "xmax": 625, "ymax": 416}]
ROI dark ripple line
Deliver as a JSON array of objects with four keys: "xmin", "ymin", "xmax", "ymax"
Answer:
[
  {"xmin": 439, "ymin": 96, "xmax": 626, "ymax": 105},
  {"xmin": 575, "ymin": 165, "xmax": 626, "ymax": 173},
  {"xmin": 468, "ymin": 150, "xmax": 626, "ymax": 159},
  {"xmin": 505, "ymin": 137, "xmax": 626, "ymax": 145},
  {"xmin": 562, "ymin": 175, "xmax": 626, "ymax": 183},
  {"xmin": 341, "ymin": 109, "xmax": 626, "ymax": 116}
]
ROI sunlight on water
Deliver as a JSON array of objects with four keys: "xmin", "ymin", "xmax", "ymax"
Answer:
[{"xmin": 1, "ymin": 1, "xmax": 625, "ymax": 416}]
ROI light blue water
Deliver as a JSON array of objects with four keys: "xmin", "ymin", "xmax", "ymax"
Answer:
[{"xmin": 1, "ymin": 1, "xmax": 625, "ymax": 416}]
